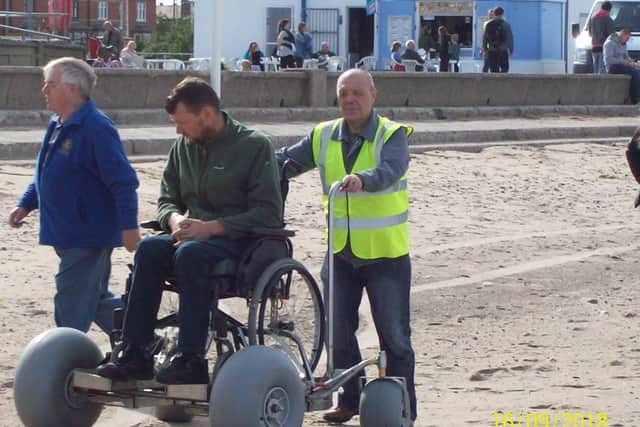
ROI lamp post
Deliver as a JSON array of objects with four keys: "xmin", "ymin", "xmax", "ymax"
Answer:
[{"xmin": 209, "ymin": 0, "xmax": 221, "ymax": 95}]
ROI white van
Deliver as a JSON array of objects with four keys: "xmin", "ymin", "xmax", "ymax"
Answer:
[{"xmin": 573, "ymin": 0, "xmax": 640, "ymax": 73}]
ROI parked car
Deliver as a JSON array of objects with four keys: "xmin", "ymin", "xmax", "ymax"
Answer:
[{"xmin": 573, "ymin": 0, "xmax": 640, "ymax": 73}]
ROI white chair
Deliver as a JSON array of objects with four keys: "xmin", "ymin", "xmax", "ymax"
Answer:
[
  {"xmin": 327, "ymin": 56, "xmax": 346, "ymax": 72},
  {"xmin": 162, "ymin": 59, "xmax": 185, "ymax": 70},
  {"xmin": 144, "ymin": 59, "xmax": 164, "ymax": 70},
  {"xmin": 187, "ymin": 57, "xmax": 211, "ymax": 71},
  {"xmin": 401, "ymin": 59, "xmax": 418, "ymax": 73},
  {"xmin": 355, "ymin": 56, "xmax": 377, "ymax": 71},
  {"xmin": 261, "ymin": 56, "xmax": 280, "ymax": 72},
  {"xmin": 303, "ymin": 58, "xmax": 319, "ymax": 69}
]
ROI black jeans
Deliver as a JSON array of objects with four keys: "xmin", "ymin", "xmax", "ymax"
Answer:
[
  {"xmin": 321, "ymin": 253, "xmax": 417, "ymax": 420},
  {"xmin": 122, "ymin": 234, "xmax": 247, "ymax": 354},
  {"xmin": 488, "ymin": 50, "xmax": 509, "ymax": 73}
]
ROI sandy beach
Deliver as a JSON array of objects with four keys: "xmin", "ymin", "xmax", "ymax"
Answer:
[{"xmin": 0, "ymin": 142, "xmax": 639, "ymax": 426}]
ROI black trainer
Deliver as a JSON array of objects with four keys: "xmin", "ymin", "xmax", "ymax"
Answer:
[
  {"xmin": 95, "ymin": 344, "xmax": 155, "ymax": 381},
  {"xmin": 155, "ymin": 353, "xmax": 209, "ymax": 385}
]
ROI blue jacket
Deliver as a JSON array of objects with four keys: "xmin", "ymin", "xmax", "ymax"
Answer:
[{"xmin": 18, "ymin": 99, "xmax": 139, "ymax": 248}]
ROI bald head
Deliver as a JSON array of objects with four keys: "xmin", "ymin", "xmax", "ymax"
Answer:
[{"xmin": 337, "ymin": 69, "xmax": 377, "ymax": 132}]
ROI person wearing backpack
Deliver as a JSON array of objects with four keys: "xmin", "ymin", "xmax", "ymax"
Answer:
[{"xmin": 482, "ymin": 6, "xmax": 513, "ymax": 73}]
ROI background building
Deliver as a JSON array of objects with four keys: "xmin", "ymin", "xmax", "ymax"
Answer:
[
  {"xmin": 192, "ymin": 0, "xmax": 595, "ymax": 73},
  {"xmin": 0, "ymin": 0, "xmax": 156, "ymax": 43}
]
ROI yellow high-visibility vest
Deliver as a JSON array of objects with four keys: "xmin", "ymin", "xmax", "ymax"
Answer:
[{"xmin": 311, "ymin": 116, "xmax": 412, "ymax": 259}]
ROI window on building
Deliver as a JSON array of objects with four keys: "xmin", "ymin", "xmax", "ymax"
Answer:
[
  {"xmin": 98, "ymin": 1, "xmax": 108, "ymax": 21},
  {"xmin": 72, "ymin": 0, "xmax": 79, "ymax": 20},
  {"xmin": 418, "ymin": 1, "xmax": 473, "ymax": 48},
  {"xmin": 136, "ymin": 2, "xmax": 147, "ymax": 22}
]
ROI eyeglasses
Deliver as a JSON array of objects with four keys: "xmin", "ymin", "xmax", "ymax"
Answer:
[{"xmin": 42, "ymin": 80, "xmax": 62, "ymax": 89}]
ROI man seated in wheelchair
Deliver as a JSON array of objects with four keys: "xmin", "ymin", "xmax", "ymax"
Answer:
[{"xmin": 96, "ymin": 77, "xmax": 283, "ymax": 384}]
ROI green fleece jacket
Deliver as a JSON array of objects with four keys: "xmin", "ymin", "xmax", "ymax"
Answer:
[{"xmin": 157, "ymin": 112, "xmax": 283, "ymax": 237}]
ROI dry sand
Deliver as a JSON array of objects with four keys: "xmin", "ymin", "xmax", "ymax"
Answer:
[{"xmin": 0, "ymin": 142, "xmax": 639, "ymax": 426}]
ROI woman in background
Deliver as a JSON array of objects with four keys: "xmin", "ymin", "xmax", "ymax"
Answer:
[
  {"xmin": 243, "ymin": 41, "xmax": 265, "ymax": 71},
  {"xmin": 294, "ymin": 22, "xmax": 313, "ymax": 68},
  {"xmin": 277, "ymin": 19, "xmax": 296, "ymax": 69}
]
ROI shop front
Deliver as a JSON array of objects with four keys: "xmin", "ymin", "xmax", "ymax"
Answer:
[{"xmin": 375, "ymin": 0, "xmax": 567, "ymax": 73}]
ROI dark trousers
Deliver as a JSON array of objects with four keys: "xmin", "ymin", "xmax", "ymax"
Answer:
[
  {"xmin": 122, "ymin": 234, "xmax": 247, "ymax": 354},
  {"xmin": 482, "ymin": 55, "xmax": 490, "ymax": 72},
  {"xmin": 488, "ymin": 50, "xmax": 509, "ymax": 73},
  {"xmin": 321, "ymin": 253, "xmax": 417, "ymax": 420},
  {"xmin": 279, "ymin": 55, "xmax": 296, "ymax": 69},
  {"xmin": 608, "ymin": 63, "xmax": 640, "ymax": 103}
]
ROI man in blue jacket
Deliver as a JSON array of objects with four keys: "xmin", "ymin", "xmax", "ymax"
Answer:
[{"xmin": 8, "ymin": 57, "xmax": 140, "ymax": 334}]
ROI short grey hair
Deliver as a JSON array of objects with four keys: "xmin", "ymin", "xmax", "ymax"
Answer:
[
  {"xmin": 43, "ymin": 57, "xmax": 97, "ymax": 99},
  {"xmin": 337, "ymin": 68, "xmax": 376, "ymax": 91},
  {"xmin": 405, "ymin": 39, "xmax": 416, "ymax": 49}
]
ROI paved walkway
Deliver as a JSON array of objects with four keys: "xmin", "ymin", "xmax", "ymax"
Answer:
[{"xmin": 0, "ymin": 109, "xmax": 638, "ymax": 160}]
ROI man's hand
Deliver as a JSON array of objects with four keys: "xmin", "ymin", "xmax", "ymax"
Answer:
[
  {"xmin": 122, "ymin": 228, "xmax": 141, "ymax": 252},
  {"xmin": 168, "ymin": 212, "xmax": 187, "ymax": 234},
  {"xmin": 8, "ymin": 207, "xmax": 28, "ymax": 228},
  {"xmin": 171, "ymin": 218, "xmax": 224, "ymax": 245},
  {"xmin": 339, "ymin": 174, "xmax": 363, "ymax": 193}
]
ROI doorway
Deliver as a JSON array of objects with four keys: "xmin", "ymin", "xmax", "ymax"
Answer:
[{"xmin": 347, "ymin": 7, "xmax": 374, "ymax": 67}]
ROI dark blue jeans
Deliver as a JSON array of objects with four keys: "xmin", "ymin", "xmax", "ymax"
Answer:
[
  {"xmin": 321, "ymin": 253, "xmax": 416, "ymax": 420},
  {"xmin": 608, "ymin": 63, "xmax": 640, "ymax": 103},
  {"xmin": 122, "ymin": 234, "xmax": 247, "ymax": 354},
  {"xmin": 54, "ymin": 247, "xmax": 122, "ymax": 334}
]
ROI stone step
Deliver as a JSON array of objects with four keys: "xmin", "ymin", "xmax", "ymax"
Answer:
[{"xmin": 1, "ymin": 104, "xmax": 638, "ymax": 127}]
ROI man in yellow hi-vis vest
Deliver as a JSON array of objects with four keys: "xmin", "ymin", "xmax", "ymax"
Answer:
[{"xmin": 277, "ymin": 69, "xmax": 416, "ymax": 424}]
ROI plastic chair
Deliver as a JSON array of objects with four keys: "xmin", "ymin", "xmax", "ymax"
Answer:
[
  {"xmin": 327, "ymin": 56, "xmax": 346, "ymax": 72},
  {"xmin": 303, "ymin": 58, "xmax": 319, "ymax": 69},
  {"xmin": 161, "ymin": 59, "xmax": 185, "ymax": 70},
  {"xmin": 187, "ymin": 57, "xmax": 211, "ymax": 71},
  {"xmin": 401, "ymin": 59, "xmax": 418, "ymax": 73},
  {"xmin": 261, "ymin": 56, "xmax": 280, "ymax": 72},
  {"xmin": 355, "ymin": 56, "xmax": 377, "ymax": 71}
]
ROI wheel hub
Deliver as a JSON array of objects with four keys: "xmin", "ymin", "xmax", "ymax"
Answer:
[{"xmin": 263, "ymin": 386, "xmax": 290, "ymax": 426}]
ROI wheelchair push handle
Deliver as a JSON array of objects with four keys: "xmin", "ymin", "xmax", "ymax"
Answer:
[{"xmin": 326, "ymin": 180, "xmax": 342, "ymax": 376}]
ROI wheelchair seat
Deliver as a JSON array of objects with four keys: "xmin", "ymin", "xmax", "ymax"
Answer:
[{"xmin": 140, "ymin": 220, "xmax": 295, "ymax": 299}]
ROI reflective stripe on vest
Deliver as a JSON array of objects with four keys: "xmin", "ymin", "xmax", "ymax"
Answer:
[{"xmin": 311, "ymin": 116, "xmax": 412, "ymax": 259}]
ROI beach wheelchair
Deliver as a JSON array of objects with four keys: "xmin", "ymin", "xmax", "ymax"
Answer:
[{"xmin": 14, "ymin": 172, "xmax": 412, "ymax": 426}]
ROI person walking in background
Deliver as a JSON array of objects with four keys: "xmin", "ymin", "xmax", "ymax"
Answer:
[
  {"xmin": 482, "ymin": 9, "xmax": 495, "ymax": 72},
  {"xmin": 438, "ymin": 26, "xmax": 451, "ymax": 72},
  {"xmin": 277, "ymin": 19, "xmax": 296, "ymax": 69},
  {"xmin": 604, "ymin": 28, "xmax": 640, "ymax": 103},
  {"xmin": 587, "ymin": 1, "xmax": 615, "ymax": 74},
  {"xmin": 276, "ymin": 69, "xmax": 417, "ymax": 425},
  {"xmin": 482, "ymin": 6, "xmax": 513, "ymax": 73},
  {"xmin": 449, "ymin": 33, "xmax": 461, "ymax": 72},
  {"xmin": 294, "ymin": 22, "xmax": 313, "ymax": 68},
  {"xmin": 7, "ymin": 57, "xmax": 140, "ymax": 335}
]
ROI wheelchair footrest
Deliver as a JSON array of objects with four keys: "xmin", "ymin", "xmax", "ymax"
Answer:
[
  {"xmin": 165, "ymin": 384, "xmax": 208, "ymax": 401},
  {"xmin": 71, "ymin": 369, "xmax": 208, "ymax": 401}
]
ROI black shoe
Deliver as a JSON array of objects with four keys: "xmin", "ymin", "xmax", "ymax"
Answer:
[
  {"xmin": 156, "ymin": 353, "xmax": 209, "ymax": 385},
  {"xmin": 95, "ymin": 344, "xmax": 154, "ymax": 381}
]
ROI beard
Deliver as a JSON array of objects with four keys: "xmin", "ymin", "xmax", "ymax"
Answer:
[{"xmin": 186, "ymin": 119, "xmax": 221, "ymax": 145}]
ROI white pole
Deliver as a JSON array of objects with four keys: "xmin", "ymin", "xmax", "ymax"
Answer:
[{"xmin": 210, "ymin": 0, "xmax": 221, "ymax": 95}]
